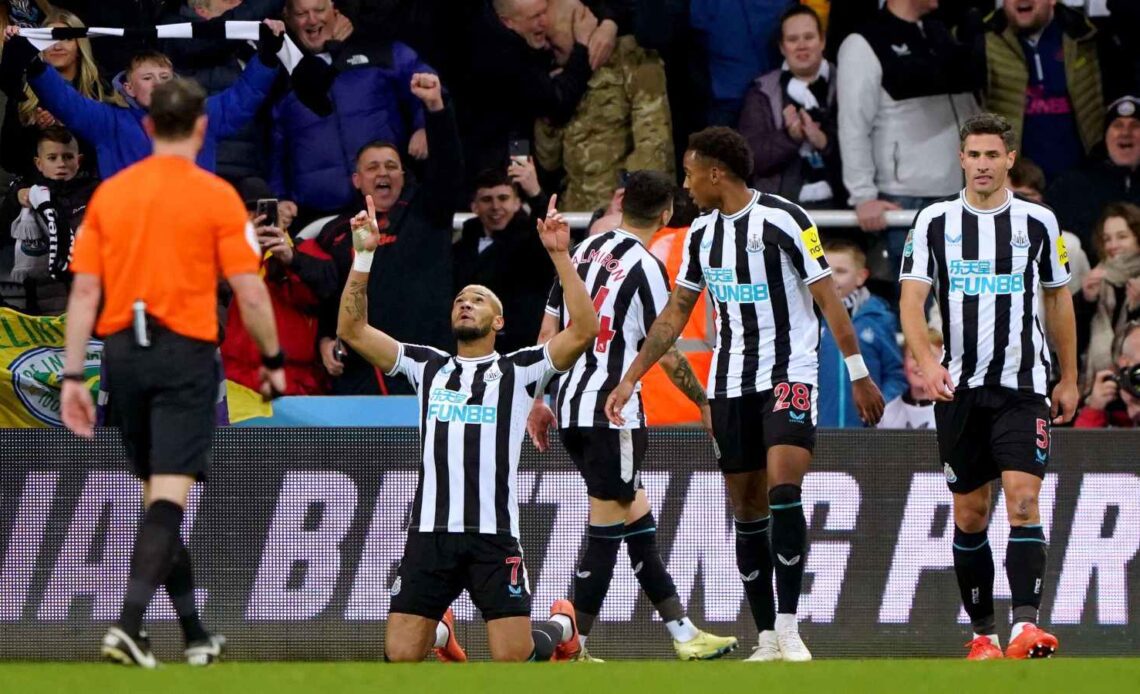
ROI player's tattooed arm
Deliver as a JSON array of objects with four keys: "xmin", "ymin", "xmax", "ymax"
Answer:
[
  {"xmin": 337, "ymin": 274, "xmax": 400, "ymax": 372},
  {"xmin": 626, "ymin": 285, "xmax": 699, "ymax": 385},
  {"xmin": 605, "ymin": 286, "xmax": 700, "ymax": 426},
  {"xmin": 661, "ymin": 346, "xmax": 708, "ymax": 407},
  {"xmin": 343, "ymin": 277, "xmax": 368, "ymax": 322}
]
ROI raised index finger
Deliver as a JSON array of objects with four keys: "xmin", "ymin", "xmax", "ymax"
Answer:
[
  {"xmin": 547, "ymin": 194, "xmax": 558, "ymax": 218},
  {"xmin": 365, "ymin": 194, "xmax": 376, "ymax": 221}
]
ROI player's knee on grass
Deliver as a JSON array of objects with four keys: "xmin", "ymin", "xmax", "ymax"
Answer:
[
  {"xmin": 384, "ymin": 641, "xmax": 431, "ymax": 662},
  {"xmin": 384, "ymin": 615, "xmax": 435, "ymax": 662},
  {"xmin": 487, "ymin": 618, "xmax": 536, "ymax": 662}
]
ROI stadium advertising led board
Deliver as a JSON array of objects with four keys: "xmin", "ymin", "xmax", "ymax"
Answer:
[{"xmin": 1, "ymin": 429, "xmax": 1137, "ymax": 660}]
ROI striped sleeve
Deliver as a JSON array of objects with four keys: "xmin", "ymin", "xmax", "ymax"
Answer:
[
  {"xmin": 385, "ymin": 343, "xmax": 450, "ymax": 390},
  {"xmin": 544, "ymin": 278, "xmax": 563, "ymax": 318},
  {"xmin": 635, "ymin": 256, "xmax": 672, "ymax": 335},
  {"xmin": 507, "ymin": 343, "xmax": 566, "ymax": 386},
  {"xmin": 1036, "ymin": 208, "xmax": 1072, "ymax": 288},
  {"xmin": 761, "ymin": 194, "xmax": 830, "ymax": 283},
  {"xmin": 899, "ymin": 208, "xmax": 936, "ymax": 285},
  {"xmin": 778, "ymin": 214, "xmax": 831, "ymax": 284},
  {"xmin": 675, "ymin": 216, "xmax": 710, "ymax": 292}
]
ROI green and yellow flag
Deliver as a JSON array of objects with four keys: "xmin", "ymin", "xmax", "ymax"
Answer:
[{"xmin": 0, "ymin": 307, "xmax": 269, "ymax": 427}]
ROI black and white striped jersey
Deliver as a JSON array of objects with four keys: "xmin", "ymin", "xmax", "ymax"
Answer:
[
  {"xmin": 900, "ymin": 190, "xmax": 1072, "ymax": 396},
  {"xmin": 676, "ymin": 191, "xmax": 831, "ymax": 399},
  {"xmin": 545, "ymin": 228, "xmax": 672, "ymax": 429},
  {"xmin": 387, "ymin": 342, "xmax": 562, "ymax": 538}
]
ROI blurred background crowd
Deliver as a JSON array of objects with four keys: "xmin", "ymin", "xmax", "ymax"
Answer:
[{"xmin": 0, "ymin": 0, "xmax": 1137, "ymax": 428}]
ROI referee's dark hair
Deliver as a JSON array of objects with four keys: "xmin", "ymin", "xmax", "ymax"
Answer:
[
  {"xmin": 622, "ymin": 170, "xmax": 676, "ymax": 227},
  {"xmin": 148, "ymin": 78, "xmax": 207, "ymax": 140},
  {"xmin": 959, "ymin": 112, "xmax": 1017, "ymax": 152},
  {"xmin": 687, "ymin": 127, "xmax": 754, "ymax": 182}
]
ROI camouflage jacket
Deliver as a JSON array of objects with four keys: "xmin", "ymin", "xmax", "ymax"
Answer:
[{"xmin": 536, "ymin": 35, "xmax": 674, "ymax": 211}]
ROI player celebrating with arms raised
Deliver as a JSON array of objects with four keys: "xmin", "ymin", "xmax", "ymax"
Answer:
[
  {"xmin": 898, "ymin": 113, "xmax": 1079, "ymax": 660},
  {"xmin": 339, "ymin": 118, "xmax": 599, "ymax": 660},
  {"xmin": 607, "ymin": 127, "xmax": 884, "ymax": 662}
]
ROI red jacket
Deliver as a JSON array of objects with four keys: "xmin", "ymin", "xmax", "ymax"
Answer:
[
  {"xmin": 221, "ymin": 241, "xmax": 329, "ymax": 395},
  {"xmin": 1073, "ymin": 405, "xmax": 1134, "ymax": 429}
]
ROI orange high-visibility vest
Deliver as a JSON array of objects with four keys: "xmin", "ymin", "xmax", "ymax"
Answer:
[{"xmin": 642, "ymin": 226, "xmax": 714, "ymax": 426}]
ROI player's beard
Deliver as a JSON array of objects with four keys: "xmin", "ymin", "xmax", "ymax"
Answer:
[{"xmin": 453, "ymin": 321, "xmax": 493, "ymax": 342}]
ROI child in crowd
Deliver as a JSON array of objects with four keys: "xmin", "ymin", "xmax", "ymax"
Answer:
[
  {"xmin": 7, "ymin": 126, "xmax": 97, "ymax": 314},
  {"xmin": 878, "ymin": 328, "xmax": 943, "ymax": 430},
  {"xmin": 818, "ymin": 238, "xmax": 906, "ymax": 427}
]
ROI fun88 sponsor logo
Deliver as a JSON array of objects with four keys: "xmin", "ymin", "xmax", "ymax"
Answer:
[
  {"xmin": 427, "ymin": 388, "xmax": 498, "ymax": 424},
  {"xmin": 704, "ymin": 267, "xmax": 769, "ymax": 303},
  {"xmin": 948, "ymin": 260, "xmax": 1024, "ymax": 296}
]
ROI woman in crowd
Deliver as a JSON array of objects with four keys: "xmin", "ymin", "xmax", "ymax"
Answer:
[
  {"xmin": 1078, "ymin": 202, "xmax": 1140, "ymax": 387},
  {"xmin": 1, "ymin": 9, "xmax": 111, "ymax": 176},
  {"xmin": 737, "ymin": 4, "xmax": 843, "ymax": 209}
]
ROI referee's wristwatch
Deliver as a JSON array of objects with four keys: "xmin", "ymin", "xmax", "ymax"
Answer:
[{"xmin": 261, "ymin": 350, "xmax": 286, "ymax": 370}]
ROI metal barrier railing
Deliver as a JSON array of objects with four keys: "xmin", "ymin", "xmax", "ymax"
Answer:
[{"xmin": 450, "ymin": 209, "xmax": 919, "ymax": 231}]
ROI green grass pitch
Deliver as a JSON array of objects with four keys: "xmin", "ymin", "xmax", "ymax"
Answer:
[{"xmin": 2, "ymin": 659, "xmax": 1138, "ymax": 694}]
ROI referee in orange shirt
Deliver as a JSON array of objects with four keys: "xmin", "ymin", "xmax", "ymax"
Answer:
[{"xmin": 59, "ymin": 78, "xmax": 285, "ymax": 668}]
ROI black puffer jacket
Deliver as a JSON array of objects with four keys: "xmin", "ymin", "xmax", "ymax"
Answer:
[{"xmin": 159, "ymin": 0, "xmax": 286, "ymax": 184}]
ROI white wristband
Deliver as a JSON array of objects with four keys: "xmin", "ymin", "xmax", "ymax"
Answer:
[
  {"xmin": 352, "ymin": 249, "xmax": 374, "ymax": 273},
  {"xmin": 845, "ymin": 354, "xmax": 870, "ymax": 381}
]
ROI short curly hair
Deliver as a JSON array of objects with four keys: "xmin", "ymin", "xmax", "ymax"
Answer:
[{"xmin": 687, "ymin": 127, "xmax": 753, "ymax": 182}]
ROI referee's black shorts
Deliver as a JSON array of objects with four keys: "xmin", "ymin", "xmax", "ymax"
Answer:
[{"xmin": 102, "ymin": 326, "xmax": 218, "ymax": 481}]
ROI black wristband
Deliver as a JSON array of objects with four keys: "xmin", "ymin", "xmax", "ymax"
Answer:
[
  {"xmin": 261, "ymin": 351, "xmax": 286, "ymax": 369},
  {"xmin": 60, "ymin": 372, "xmax": 85, "ymax": 383}
]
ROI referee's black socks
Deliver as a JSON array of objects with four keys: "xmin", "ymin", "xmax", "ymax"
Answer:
[
  {"xmin": 119, "ymin": 500, "xmax": 183, "ymax": 638},
  {"xmin": 1007, "ymin": 525, "xmax": 1047, "ymax": 626},
  {"xmin": 734, "ymin": 515, "xmax": 775, "ymax": 632},
  {"xmin": 952, "ymin": 525, "xmax": 996, "ymax": 635},
  {"xmin": 769, "ymin": 485, "xmax": 807, "ymax": 616},
  {"xmin": 166, "ymin": 539, "xmax": 208, "ymax": 644},
  {"xmin": 572, "ymin": 522, "xmax": 624, "ymax": 638}
]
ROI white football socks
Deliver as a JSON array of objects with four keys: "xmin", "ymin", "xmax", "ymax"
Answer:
[
  {"xmin": 550, "ymin": 614, "xmax": 573, "ymax": 643},
  {"xmin": 974, "ymin": 633, "xmax": 1000, "ymax": 647},
  {"xmin": 666, "ymin": 617, "xmax": 699, "ymax": 643},
  {"xmin": 434, "ymin": 621, "xmax": 450, "ymax": 649},
  {"xmin": 1010, "ymin": 621, "xmax": 1032, "ymax": 643}
]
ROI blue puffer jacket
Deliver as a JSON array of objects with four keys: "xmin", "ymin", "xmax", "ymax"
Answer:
[
  {"xmin": 269, "ymin": 40, "xmax": 432, "ymax": 214},
  {"xmin": 690, "ymin": 0, "xmax": 790, "ymax": 103},
  {"xmin": 818, "ymin": 291, "xmax": 907, "ymax": 428},
  {"xmin": 27, "ymin": 55, "xmax": 279, "ymax": 179}
]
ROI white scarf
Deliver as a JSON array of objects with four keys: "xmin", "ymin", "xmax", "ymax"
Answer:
[{"xmin": 18, "ymin": 21, "xmax": 306, "ymax": 75}]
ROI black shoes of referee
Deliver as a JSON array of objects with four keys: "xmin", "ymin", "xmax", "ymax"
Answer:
[
  {"xmin": 186, "ymin": 633, "xmax": 227, "ymax": 666},
  {"xmin": 101, "ymin": 627, "xmax": 227, "ymax": 667},
  {"xmin": 101, "ymin": 627, "xmax": 158, "ymax": 668}
]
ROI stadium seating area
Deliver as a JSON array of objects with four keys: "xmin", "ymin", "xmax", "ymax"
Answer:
[{"xmin": 0, "ymin": 0, "xmax": 1137, "ymax": 427}]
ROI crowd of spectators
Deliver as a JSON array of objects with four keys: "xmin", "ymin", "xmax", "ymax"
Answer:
[{"xmin": 0, "ymin": 0, "xmax": 1137, "ymax": 427}]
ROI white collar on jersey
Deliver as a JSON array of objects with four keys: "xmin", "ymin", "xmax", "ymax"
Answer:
[
  {"xmin": 959, "ymin": 188, "xmax": 1012, "ymax": 216},
  {"xmin": 720, "ymin": 190, "xmax": 761, "ymax": 221},
  {"xmin": 454, "ymin": 352, "xmax": 499, "ymax": 363},
  {"xmin": 610, "ymin": 227, "xmax": 640, "ymax": 242}
]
